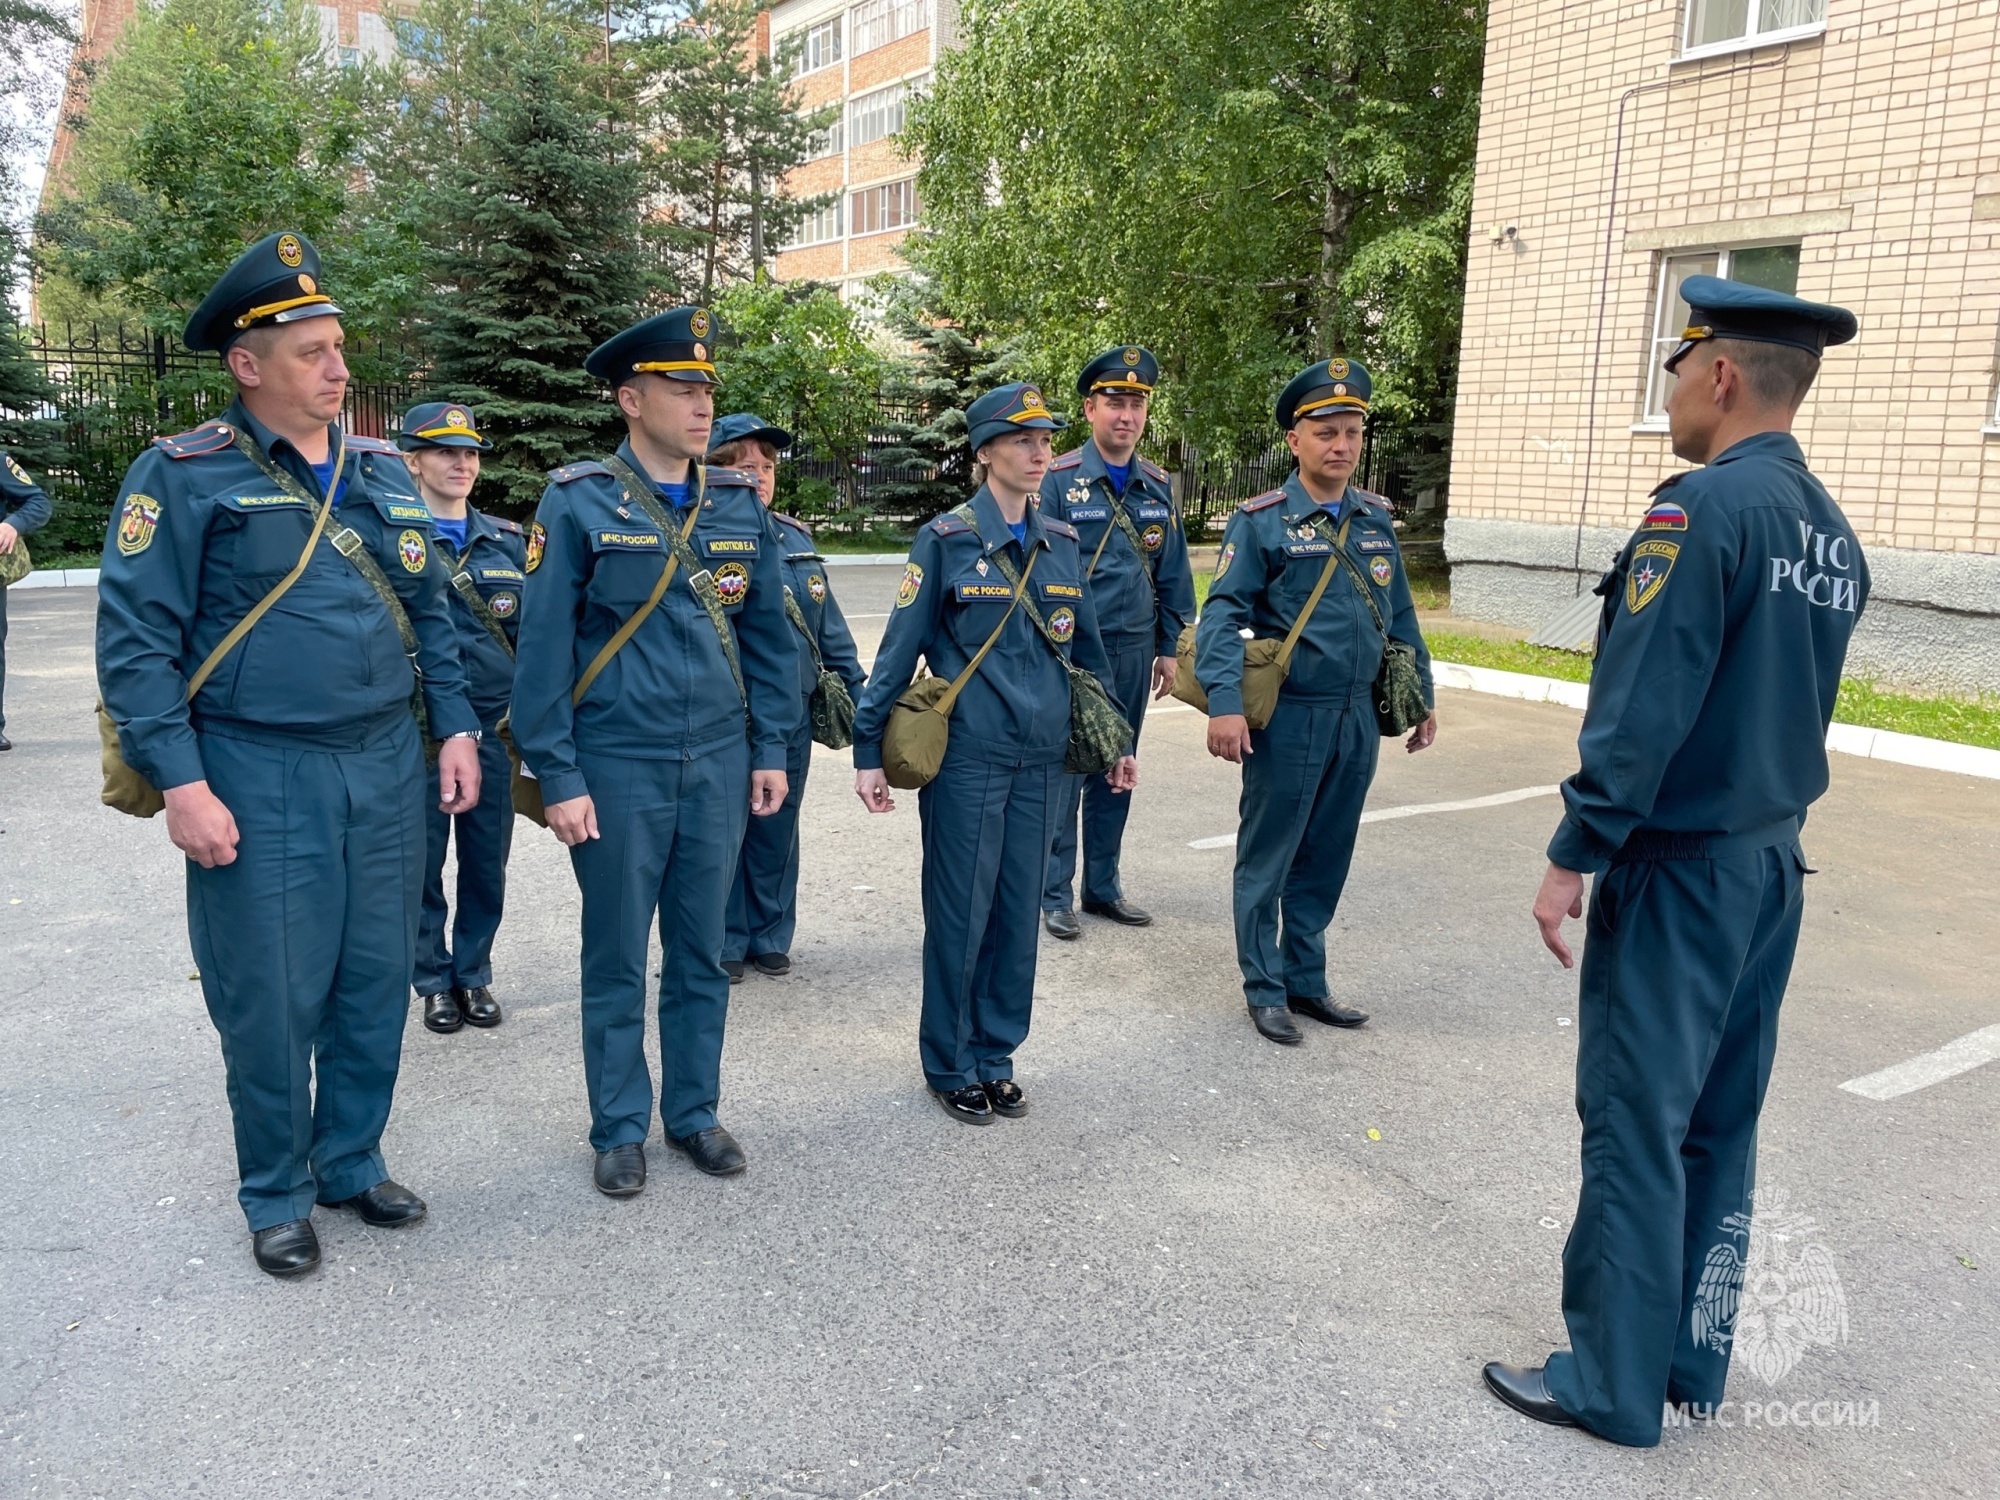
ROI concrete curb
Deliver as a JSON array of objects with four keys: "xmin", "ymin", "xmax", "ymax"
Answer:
[
  {"xmin": 16, "ymin": 567, "xmax": 101, "ymax": 589},
  {"xmin": 1434, "ymin": 659, "xmax": 2000, "ymax": 781}
]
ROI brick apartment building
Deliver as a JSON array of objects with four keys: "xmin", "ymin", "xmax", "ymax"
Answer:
[
  {"xmin": 765, "ymin": 0, "xmax": 959, "ymax": 296},
  {"xmin": 42, "ymin": 0, "xmax": 398, "ymax": 212},
  {"xmin": 1447, "ymin": 0, "xmax": 2000, "ymax": 694}
]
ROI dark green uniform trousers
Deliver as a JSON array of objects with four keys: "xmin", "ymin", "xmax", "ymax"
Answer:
[
  {"xmin": 1044, "ymin": 638, "xmax": 1151, "ymax": 911},
  {"xmin": 919, "ymin": 754, "xmax": 1064, "ymax": 1092},
  {"xmin": 1233, "ymin": 696, "xmax": 1379, "ymax": 1009},
  {"xmin": 414, "ymin": 732, "xmax": 514, "ymax": 995},
  {"xmin": 724, "ymin": 717, "xmax": 812, "ymax": 964},
  {"xmin": 570, "ymin": 744, "xmax": 748, "ymax": 1149},
  {"xmin": 186, "ymin": 716, "xmax": 424, "ymax": 1231},
  {"xmin": 1545, "ymin": 838, "xmax": 1807, "ymax": 1446}
]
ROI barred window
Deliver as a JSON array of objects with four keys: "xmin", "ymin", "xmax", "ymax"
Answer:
[
  {"xmin": 852, "ymin": 0, "xmax": 926, "ymax": 55},
  {"xmin": 850, "ymin": 178, "xmax": 919, "ymax": 236}
]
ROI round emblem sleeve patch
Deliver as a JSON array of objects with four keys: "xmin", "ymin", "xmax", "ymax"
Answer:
[
  {"xmin": 1141, "ymin": 524, "xmax": 1165, "ymax": 553},
  {"xmin": 896, "ymin": 561, "xmax": 924, "ymax": 608},
  {"xmin": 525, "ymin": 521, "xmax": 546, "ymax": 573},
  {"xmin": 398, "ymin": 529, "xmax": 429, "ymax": 573},
  {"xmin": 1369, "ymin": 556, "xmax": 1392, "ymax": 586},
  {"xmin": 1048, "ymin": 605, "xmax": 1076, "ymax": 643},
  {"xmin": 807, "ymin": 573, "xmax": 827, "ymax": 602},
  {"xmin": 713, "ymin": 561, "xmax": 750, "ymax": 604},
  {"xmin": 1214, "ymin": 541, "xmax": 1236, "ymax": 580}
]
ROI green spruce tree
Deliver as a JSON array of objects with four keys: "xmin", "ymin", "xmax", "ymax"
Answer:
[{"xmin": 403, "ymin": 0, "xmax": 649, "ymax": 511}]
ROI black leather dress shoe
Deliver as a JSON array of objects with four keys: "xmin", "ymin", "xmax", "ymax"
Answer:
[
  {"xmin": 722, "ymin": 959, "xmax": 745, "ymax": 983},
  {"xmin": 594, "ymin": 1143, "xmax": 646, "ymax": 1196},
  {"xmin": 420, "ymin": 989, "xmax": 464, "ymax": 1034},
  {"xmin": 751, "ymin": 951, "xmax": 791, "ymax": 976},
  {"xmin": 1482, "ymin": 1362, "xmax": 1578, "ymax": 1427},
  {"xmin": 321, "ymin": 1179, "xmax": 427, "ymax": 1227},
  {"xmin": 456, "ymin": 984, "xmax": 502, "ymax": 1027},
  {"xmin": 982, "ymin": 1079, "xmax": 1028, "ymax": 1118},
  {"xmin": 1249, "ymin": 1005, "xmax": 1302, "ymax": 1044},
  {"xmin": 935, "ymin": 1084, "xmax": 995, "ymax": 1125},
  {"xmin": 1043, "ymin": 908, "xmax": 1081, "ymax": 941},
  {"xmin": 669, "ymin": 1125, "xmax": 747, "ymax": 1176},
  {"xmin": 1083, "ymin": 898, "xmax": 1152, "ymax": 926},
  {"xmin": 252, "ymin": 1219, "xmax": 321, "ymax": 1277},
  {"xmin": 1289, "ymin": 993, "xmax": 1370, "ymax": 1028},
  {"xmin": 0, "ymin": 733, "xmax": 13, "ymax": 752}
]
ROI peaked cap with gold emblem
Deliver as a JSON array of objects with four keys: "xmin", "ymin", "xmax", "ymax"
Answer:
[{"xmin": 184, "ymin": 231, "xmax": 343, "ymax": 353}]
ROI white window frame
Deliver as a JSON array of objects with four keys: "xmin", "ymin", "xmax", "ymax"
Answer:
[
  {"xmin": 851, "ymin": 0, "xmax": 926, "ymax": 56},
  {"xmin": 789, "ymin": 199, "xmax": 844, "ymax": 249},
  {"xmin": 849, "ymin": 74, "xmax": 925, "ymax": 147},
  {"xmin": 850, "ymin": 177, "xmax": 919, "ymax": 237},
  {"xmin": 1641, "ymin": 243, "xmax": 1803, "ymax": 425},
  {"xmin": 788, "ymin": 16, "xmax": 843, "ymax": 75},
  {"xmin": 1679, "ymin": 0, "xmax": 1825, "ymax": 61},
  {"xmin": 805, "ymin": 115, "xmax": 845, "ymax": 162}
]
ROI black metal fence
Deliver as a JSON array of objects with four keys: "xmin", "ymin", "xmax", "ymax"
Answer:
[
  {"xmin": 18, "ymin": 322, "xmax": 1449, "ymax": 553},
  {"xmin": 21, "ymin": 323, "xmax": 411, "ymax": 554}
]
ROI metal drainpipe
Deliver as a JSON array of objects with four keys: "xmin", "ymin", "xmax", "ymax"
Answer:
[{"xmin": 1573, "ymin": 53, "xmax": 1787, "ymax": 591}]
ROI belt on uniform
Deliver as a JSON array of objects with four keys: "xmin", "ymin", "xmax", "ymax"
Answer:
[{"xmin": 1611, "ymin": 816, "xmax": 1800, "ymax": 863}]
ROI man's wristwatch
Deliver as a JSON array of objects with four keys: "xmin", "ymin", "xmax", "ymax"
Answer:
[{"xmin": 443, "ymin": 729, "xmax": 483, "ymax": 744}]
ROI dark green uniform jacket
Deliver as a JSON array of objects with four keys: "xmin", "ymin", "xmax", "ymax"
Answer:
[
  {"xmin": 96, "ymin": 401, "xmax": 478, "ymax": 791},
  {"xmin": 1194, "ymin": 474, "xmax": 1433, "ymax": 717},
  {"xmin": 509, "ymin": 443, "xmax": 800, "ymax": 807},
  {"xmin": 1548, "ymin": 430, "xmax": 1870, "ymax": 873}
]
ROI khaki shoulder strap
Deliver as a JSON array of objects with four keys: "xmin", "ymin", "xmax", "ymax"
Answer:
[
  {"xmin": 936, "ymin": 542, "xmax": 1038, "ymax": 716},
  {"xmin": 1273, "ymin": 511, "xmax": 1352, "ymax": 672},
  {"xmin": 571, "ymin": 464, "xmax": 702, "ymax": 706},
  {"xmin": 188, "ymin": 432, "xmax": 344, "ymax": 698}
]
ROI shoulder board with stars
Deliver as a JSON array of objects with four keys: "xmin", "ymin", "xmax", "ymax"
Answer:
[
  {"xmin": 703, "ymin": 465, "xmax": 759, "ymax": 489},
  {"xmin": 1649, "ymin": 471, "xmax": 1689, "ymax": 498},
  {"xmin": 929, "ymin": 512, "xmax": 974, "ymax": 536},
  {"xmin": 1240, "ymin": 489, "xmax": 1286, "ymax": 512},
  {"xmin": 347, "ymin": 436, "xmax": 400, "ymax": 455},
  {"xmin": 487, "ymin": 515, "xmax": 524, "ymax": 535},
  {"xmin": 1043, "ymin": 517, "xmax": 1080, "ymax": 541},
  {"xmin": 550, "ymin": 461, "xmax": 613, "ymax": 485},
  {"xmin": 1138, "ymin": 457, "xmax": 1168, "ymax": 483},
  {"xmin": 1049, "ymin": 450, "xmax": 1083, "ymax": 471},
  {"xmin": 1351, "ymin": 488, "xmax": 1390, "ymax": 513},
  {"xmin": 769, "ymin": 510, "xmax": 812, "ymax": 537},
  {"xmin": 152, "ymin": 423, "xmax": 235, "ymax": 460}
]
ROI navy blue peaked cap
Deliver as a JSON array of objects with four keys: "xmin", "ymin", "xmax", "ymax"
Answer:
[
  {"xmin": 398, "ymin": 401, "xmax": 491, "ymax": 451},
  {"xmin": 1665, "ymin": 276, "xmax": 1859, "ymax": 371},
  {"xmin": 966, "ymin": 382, "xmax": 1065, "ymax": 453},
  {"xmin": 1276, "ymin": 357, "xmax": 1372, "ymax": 430},
  {"xmin": 708, "ymin": 413, "xmax": 794, "ymax": 454},
  {"xmin": 585, "ymin": 307, "xmax": 720, "ymax": 385},
  {"xmin": 184, "ymin": 231, "xmax": 342, "ymax": 353},
  {"xmin": 1078, "ymin": 345, "xmax": 1159, "ymax": 396}
]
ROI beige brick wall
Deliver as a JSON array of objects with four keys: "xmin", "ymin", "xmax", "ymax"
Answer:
[{"xmin": 1451, "ymin": 0, "xmax": 2000, "ymax": 555}]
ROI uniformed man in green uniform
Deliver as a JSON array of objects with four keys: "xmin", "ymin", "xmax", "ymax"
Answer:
[
  {"xmin": 1194, "ymin": 358, "xmax": 1436, "ymax": 1045},
  {"xmin": 0, "ymin": 448, "xmax": 54, "ymax": 750},
  {"xmin": 95, "ymin": 232, "xmax": 482, "ymax": 1277},
  {"xmin": 1485, "ymin": 279, "xmax": 1866, "ymax": 1445}
]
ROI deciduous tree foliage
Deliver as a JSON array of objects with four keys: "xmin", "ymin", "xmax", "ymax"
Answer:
[
  {"xmin": 905, "ymin": 0, "xmax": 1483, "ymax": 451},
  {"xmin": 36, "ymin": 0, "xmax": 357, "ymax": 331}
]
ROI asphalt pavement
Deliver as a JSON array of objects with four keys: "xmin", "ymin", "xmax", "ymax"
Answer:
[{"xmin": 1, "ymin": 570, "xmax": 1995, "ymax": 1499}]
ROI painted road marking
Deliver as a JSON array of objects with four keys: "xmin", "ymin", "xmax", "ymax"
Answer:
[
  {"xmin": 1188, "ymin": 784, "xmax": 1562, "ymax": 849},
  {"xmin": 1839, "ymin": 1025, "xmax": 2000, "ymax": 1101}
]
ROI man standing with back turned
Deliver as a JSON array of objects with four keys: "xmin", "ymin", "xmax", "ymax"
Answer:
[
  {"xmin": 1484, "ymin": 279, "xmax": 1867, "ymax": 1445},
  {"xmin": 96, "ymin": 232, "xmax": 482, "ymax": 1277}
]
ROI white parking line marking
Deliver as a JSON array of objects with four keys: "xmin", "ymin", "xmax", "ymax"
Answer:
[
  {"xmin": 1188, "ymin": 784, "xmax": 1562, "ymax": 849},
  {"xmin": 1839, "ymin": 1024, "xmax": 2000, "ymax": 1101}
]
